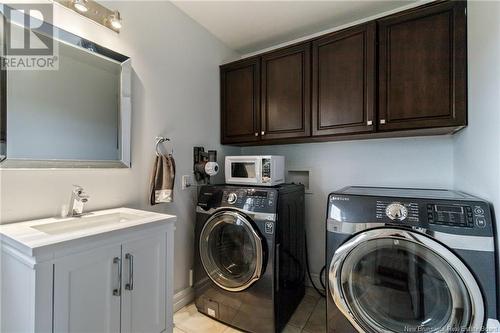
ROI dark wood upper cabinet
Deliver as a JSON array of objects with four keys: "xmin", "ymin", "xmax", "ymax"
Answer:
[
  {"xmin": 220, "ymin": 1, "xmax": 467, "ymax": 146},
  {"xmin": 378, "ymin": 1, "xmax": 467, "ymax": 131},
  {"xmin": 312, "ymin": 23, "xmax": 376, "ymax": 136},
  {"xmin": 220, "ymin": 57, "xmax": 260, "ymax": 144},
  {"xmin": 261, "ymin": 43, "xmax": 311, "ymax": 140}
]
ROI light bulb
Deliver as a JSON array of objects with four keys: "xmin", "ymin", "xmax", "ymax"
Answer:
[
  {"xmin": 73, "ymin": 0, "xmax": 88, "ymax": 13},
  {"xmin": 109, "ymin": 11, "xmax": 122, "ymax": 30}
]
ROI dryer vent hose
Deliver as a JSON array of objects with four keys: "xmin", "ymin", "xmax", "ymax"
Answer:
[{"xmin": 304, "ymin": 233, "xmax": 326, "ymax": 297}]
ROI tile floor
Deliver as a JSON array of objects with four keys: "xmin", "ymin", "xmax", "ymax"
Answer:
[{"xmin": 174, "ymin": 288, "xmax": 326, "ymax": 333}]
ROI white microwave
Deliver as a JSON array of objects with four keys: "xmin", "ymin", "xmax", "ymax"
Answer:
[{"xmin": 225, "ymin": 156, "xmax": 285, "ymax": 186}]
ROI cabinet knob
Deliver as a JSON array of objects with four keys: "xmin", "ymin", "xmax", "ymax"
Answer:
[
  {"xmin": 254, "ymin": 132, "xmax": 258, "ymax": 137},
  {"xmin": 261, "ymin": 131, "xmax": 265, "ymax": 135},
  {"xmin": 367, "ymin": 120, "xmax": 373, "ymax": 126},
  {"xmin": 380, "ymin": 119, "xmax": 386, "ymax": 125}
]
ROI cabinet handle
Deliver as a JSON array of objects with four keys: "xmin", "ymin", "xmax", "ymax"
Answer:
[
  {"xmin": 254, "ymin": 132, "xmax": 258, "ymax": 137},
  {"xmin": 261, "ymin": 131, "xmax": 265, "ymax": 135},
  {"xmin": 380, "ymin": 119, "xmax": 386, "ymax": 125},
  {"xmin": 112, "ymin": 257, "xmax": 122, "ymax": 296},
  {"xmin": 367, "ymin": 120, "xmax": 373, "ymax": 126},
  {"xmin": 125, "ymin": 253, "xmax": 134, "ymax": 291}
]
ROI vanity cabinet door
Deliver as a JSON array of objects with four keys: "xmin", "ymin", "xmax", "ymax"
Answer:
[
  {"xmin": 121, "ymin": 234, "xmax": 167, "ymax": 333},
  {"xmin": 53, "ymin": 244, "xmax": 122, "ymax": 333}
]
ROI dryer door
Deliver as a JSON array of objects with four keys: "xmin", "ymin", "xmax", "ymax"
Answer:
[
  {"xmin": 200, "ymin": 210, "xmax": 264, "ymax": 292},
  {"xmin": 329, "ymin": 228, "xmax": 484, "ymax": 333}
]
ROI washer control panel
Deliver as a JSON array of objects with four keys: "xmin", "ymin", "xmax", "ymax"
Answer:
[{"xmin": 222, "ymin": 188, "xmax": 276, "ymax": 211}]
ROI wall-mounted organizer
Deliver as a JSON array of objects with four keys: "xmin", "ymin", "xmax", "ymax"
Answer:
[
  {"xmin": 193, "ymin": 147, "xmax": 219, "ymax": 183},
  {"xmin": 287, "ymin": 169, "xmax": 312, "ymax": 194}
]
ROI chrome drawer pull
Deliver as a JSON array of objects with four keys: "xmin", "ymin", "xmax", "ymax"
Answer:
[
  {"xmin": 125, "ymin": 253, "xmax": 134, "ymax": 291},
  {"xmin": 113, "ymin": 257, "xmax": 122, "ymax": 296}
]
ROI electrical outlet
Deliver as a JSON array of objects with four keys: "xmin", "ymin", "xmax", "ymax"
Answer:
[
  {"xmin": 182, "ymin": 175, "xmax": 192, "ymax": 190},
  {"xmin": 189, "ymin": 269, "xmax": 194, "ymax": 287}
]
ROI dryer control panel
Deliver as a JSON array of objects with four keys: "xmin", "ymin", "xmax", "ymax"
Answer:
[
  {"xmin": 375, "ymin": 200, "xmax": 484, "ymax": 228},
  {"xmin": 427, "ymin": 204, "xmax": 477, "ymax": 227},
  {"xmin": 328, "ymin": 187, "xmax": 493, "ymax": 237}
]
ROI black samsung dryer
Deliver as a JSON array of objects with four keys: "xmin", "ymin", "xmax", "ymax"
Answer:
[
  {"xmin": 326, "ymin": 186, "xmax": 499, "ymax": 333},
  {"xmin": 194, "ymin": 184, "xmax": 305, "ymax": 333}
]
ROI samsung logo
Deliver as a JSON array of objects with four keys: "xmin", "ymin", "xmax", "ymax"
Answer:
[{"xmin": 331, "ymin": 196, "xmax": 349, "ymax": 201}]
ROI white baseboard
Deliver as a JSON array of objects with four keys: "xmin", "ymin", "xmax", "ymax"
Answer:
[{"xmin": 174, "ymin": 287, "xmax": 194, "ymax": 312}]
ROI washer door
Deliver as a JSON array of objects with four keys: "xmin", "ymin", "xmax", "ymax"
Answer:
[
  {"xmin": 329, "ymin": 228, "xmax": 484, "ymax": 333},
  {"xmin": 200, "ymin": 211, "xmax": 264, "ymax": 292}
]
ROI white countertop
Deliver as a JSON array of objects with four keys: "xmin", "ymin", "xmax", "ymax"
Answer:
[{"xmin": 0, "ymin": 207, "xmax": 176, "ymax": 258}]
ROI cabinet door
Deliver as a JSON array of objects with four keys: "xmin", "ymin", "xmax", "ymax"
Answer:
[
  {"xmin": 53, "ymin": 245, "xmax": 121, "ymax": 333},
  {"xmin": 312, "ymin": 23, "xmax": 375, "ymax": 136},
  {"xmin": 261, "ymin": 43, "xmax": 311, "ymax": 140},
  {"xmin": 378, "ymin": 1, "xmax": 467, "ymax": 131},
  {"xmin": 121, "ymin": 234, "xmax": 167, "ymax": 333},
  {"xmin": 221, "ymin": 58, "xmax": 260, "ymax": 144}
]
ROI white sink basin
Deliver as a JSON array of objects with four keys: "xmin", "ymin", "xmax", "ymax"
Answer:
[
  {"xmin": 0, "ymin": 208, "xmax": 176, "ymax": 257},
  {"xmin": 31, "ymin": 212, "xmax": 142, "ymax": 235}
]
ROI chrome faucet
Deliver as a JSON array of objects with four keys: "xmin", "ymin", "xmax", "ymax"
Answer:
[{"xmin": 68, "ymin": 185, "xmax": 89, "ymax": 217}]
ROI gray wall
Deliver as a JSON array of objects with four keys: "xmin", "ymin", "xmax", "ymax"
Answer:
[
  {"xmin": 242, "ymin": 137, "xmax": 454, "ymax": 275},
  {"xmin": 0, "ymin": 1, "xmax": 240, "ymax": 299},
  {"xmin": 453, "ymin": 1, "xmax": 500, "ymax": 246}
]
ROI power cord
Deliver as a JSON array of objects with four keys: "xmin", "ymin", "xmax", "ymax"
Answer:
[
  {"xmin": 320, "ymin": 265, "xmax": 326, "ymax": 290},
  {"xmin": 304, "ymin": 233, "xmax": 326, "ymax": 297}
]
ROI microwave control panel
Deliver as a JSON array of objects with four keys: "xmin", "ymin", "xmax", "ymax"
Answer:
[{"xmin": 261, "ymin": 158, "xmax": 271, "ymax": 183}]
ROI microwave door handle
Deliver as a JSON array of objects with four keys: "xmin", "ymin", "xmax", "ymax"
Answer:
[{"xmin": 257, "ymin": 158, "xmax": 264, "ymax": 183}]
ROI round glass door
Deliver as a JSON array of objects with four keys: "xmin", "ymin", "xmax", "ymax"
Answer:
[
  {"xmin": 330, "ymin": 229, "xmax": 484, "ymax": 333},
  {"xmin": 200, "ymin": 211, "xmax": 264, "ymax": 291}
]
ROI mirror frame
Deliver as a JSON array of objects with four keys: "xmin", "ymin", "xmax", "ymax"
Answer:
[{"xmin": 0, "ymin": 7, "xmax": 131, "ymax": 168}]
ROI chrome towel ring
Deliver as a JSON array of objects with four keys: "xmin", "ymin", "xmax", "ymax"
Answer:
[{"xmin": 155, "ymin": 136, "xmax": 173, "ymax": 156}]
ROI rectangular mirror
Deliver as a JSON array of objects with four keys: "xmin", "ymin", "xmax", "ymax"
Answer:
[{"xmin": 0, "ymin": 6, "xmax": 131, "ymax": 168}]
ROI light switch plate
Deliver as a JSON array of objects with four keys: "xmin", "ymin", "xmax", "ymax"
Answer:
[{"xmin": 182, "ymin": 175, "xmax": 192, "ymax": 190}]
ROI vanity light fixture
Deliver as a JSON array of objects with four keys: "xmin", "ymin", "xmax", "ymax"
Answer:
[
  {"xmin": 55, "ymin": 0, "xmax": 123, "ymax": 33},
  {"xmin": 108, "ymin": 11, "xmax": 122, "ymax": 31},
  {"xmin": 73, "ymin": 0, "xmax": 88, "ymax": 13}
]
